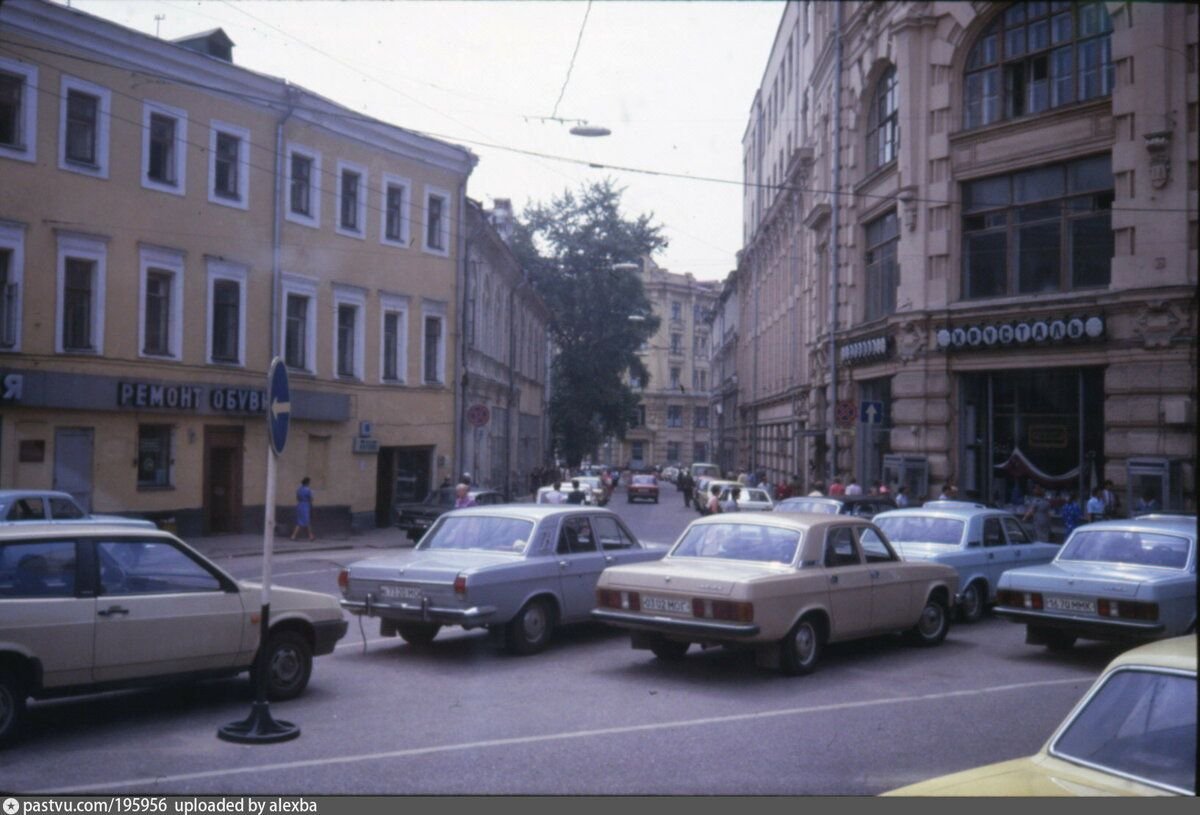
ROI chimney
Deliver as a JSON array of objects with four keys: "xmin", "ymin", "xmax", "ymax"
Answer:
[
  {"xmin": 489, "ymin": 198, "xmax": 514, "ymax": 245},
  {"xmin": 171, "ymin": 28, "xmax": 235, "ymax": 63}
]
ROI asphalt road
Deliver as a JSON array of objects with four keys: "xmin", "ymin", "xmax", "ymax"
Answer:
[{"xmin": 1, "ymin": 484, "xmax": 1123, "ymax": 795}]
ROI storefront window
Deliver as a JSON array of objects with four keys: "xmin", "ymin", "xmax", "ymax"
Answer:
[{"xmin": 138, "ymin": 425, "xmax": 172, "ymax": 488}]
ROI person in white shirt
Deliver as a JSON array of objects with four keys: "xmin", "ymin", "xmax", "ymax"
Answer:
[
  {"xmin": 895, "ymin": 486, "xmax": 909, "ymax": 508},
  {"xmin": 845, "ymin": 478, "xmax": 863, "ymax": 496},
  {"xmin": 1085, "ymin": 487, "xmax": 1106, "ymax": 522},
  {"xmin": 542, "ymin": 482, "xmax": 567, "ymax": 504}
]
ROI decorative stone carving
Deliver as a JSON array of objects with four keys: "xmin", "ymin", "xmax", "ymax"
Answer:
[
  {"xmin": 895, "ymin": 319, "xmax": 926, "ymax": 363},
  {"xmin": 1133, "ymin": 301, "xmax": 1187, "ymax": 349},
  {"xmin": 1144, "ymin": 130, "xmax": 1172, "ymax": 189},
  {"xmin": 897, "ymin": 186, "xmax": 918, "ymax": 231}
]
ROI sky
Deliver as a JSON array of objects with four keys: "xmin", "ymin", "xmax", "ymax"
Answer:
[{"xmin": 64, "ymin": 0, "xmax": 786, "ymax": 281}]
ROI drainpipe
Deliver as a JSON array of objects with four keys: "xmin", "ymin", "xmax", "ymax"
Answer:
[
  {"xmin": 271, "ymin": 85, "xmax": 298, "ymax": 360},
  {"xmin": 455, "ymin": 183, "xmax": 470, "ymax": 485},
  {"xmin": 827, "ymin": 2, "xmax": 843, "ymax": 481},
  {"xmin": 506, "ymin": 278, "xmax": 527, "ymax": 500}
]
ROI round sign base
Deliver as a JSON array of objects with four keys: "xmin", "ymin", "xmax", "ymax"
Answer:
[{"xmin": 217, "ymin": 702, "xmax": 300, "ymax": 744}]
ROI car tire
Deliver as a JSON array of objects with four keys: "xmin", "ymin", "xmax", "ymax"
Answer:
[
  {"xmin": 779, "ymin": 617, "xmax": 822, "ymax": 675},
  {"xmin": 0, "ymin": 669, "xmax": 26, "ymax": 747},
  {"xmin": 649, "ymin": 640, "xmax": 690, "ymax": 662},
  {"xmin": 908, "ymin": 595, "xmax": 950, "ymax": 646},
  {"xmin": 397, "ymin": 623, "xmax": 441, "ymax": 646},
  {"xmin": 653, "ymin": 497, "xmax": 659, "ymax": 504},
  {"xmin": 251, "ymin": 629, "xmax": 313, "ymax": 702},
  {"xmin": 959, "ymin": 581, "xmax": 986, "ymax": 623},
  {"xmin": 505, "ymin": 598, "xmax": 555, "ymax": 656}
]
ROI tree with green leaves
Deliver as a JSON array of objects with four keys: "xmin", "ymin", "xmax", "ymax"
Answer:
[{"xmin": 512, "ymin": 179, "xmax": 665, "ymax": 468}]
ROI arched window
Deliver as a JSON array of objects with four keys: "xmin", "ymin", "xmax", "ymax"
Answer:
[
  {"xmin": 866, "ymin": 66, "xmax": 898, "ymax": 171},
  {"xmin": 964, "ymin": 1, "xmax": 1112, "ymax": 130}
]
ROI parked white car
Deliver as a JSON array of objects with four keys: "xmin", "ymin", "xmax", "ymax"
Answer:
[{"xmin": 0, "ymin": 490, "xmax": 155, "ymax": 528}]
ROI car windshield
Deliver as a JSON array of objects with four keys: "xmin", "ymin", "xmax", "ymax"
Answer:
[
  {"xmin": 776, "ymin": 498, "xmax": 838, "ymax": 514},
  {"xmin": 1050, "ymin": 668, "xmax": 1196, "ymax": 795},
  {"xmin": 423, "ymin": 487, "xmax": 457, "ymax": 507},
  {"xmin": 419, "ymin": 516, "xmax": 535, "ymax": 553},
  {"xmin": 875, "ymin": 516, "xmax": 965, "ymax": 546},
  {"xmin": 671, "ymin": 523, "xmax": 801, "ymax": 564},
  {"xmin": 1058, "ymin": 530, "xmax": 1191, "ymax": 569}
]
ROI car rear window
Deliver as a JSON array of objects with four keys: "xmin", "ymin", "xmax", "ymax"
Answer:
[
  {"xmin": 1058, "ymin": 530, "xmax": 1191, "ymax": 569},
  {"xmin": 875, "ymin": 516, "xmax": 965, "ymax": 546},
  {"xmin": 0, "ymin": 541, "xmax": 77, "ymax": 597},
  {"xmin": 420, "ymin": 516, "xmax": 535, "ymax": 553},
  {"xmin": 671, "ymin": 523, "xmax": 801, "ymax": 564},
  {"xmin": 632, "ymin": 475, "xmax": 656, "ymax": 486}
]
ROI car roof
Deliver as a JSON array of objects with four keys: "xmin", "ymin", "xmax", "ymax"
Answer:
[
  {"xmin": 1103, "ymin": 635, "xmax": 1197, "ymax": 674},
  {"xmin": 0, "ymin": 523, "xmax": 176, "ymax": 541},
  {"xmin": 1072, "ymin": 517, "xmax": 1197, "ymax": 539},
  {"xmin": 450, "ymin": 505, "xmax": 618, "ymax": 521},
  {"xmin": 0, "ymin": 489, "xmax": 76, "ymax": 501},
  {"xmin": 875, "ymin": 506, "xmax": 1012, "ymax": 521},
  {"xmin": 687, "ymin": 512, "xmax": 867, "ymax": 534}
]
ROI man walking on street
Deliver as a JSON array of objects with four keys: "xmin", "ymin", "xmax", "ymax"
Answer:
[{"xmin": 679, "ymin": 469, "xmax": 695, "ymax": 508}]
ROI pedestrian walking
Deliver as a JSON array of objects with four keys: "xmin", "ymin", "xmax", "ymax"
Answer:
[
  {"xmin": 845, "ymin": 478, "xmax": 863, "ymax": 496},
  {"xmin": 895, "ymin": 485, "xmax": 909, "ymax": 507},
  {"xmin": 1085, "ymin": 486, "xmax": 1106, "ymax": 523},
  {"xmin": 829, "ymin": 477, "xmax": 845, "ymax": 497},
  {"xmin": 290, "ymin": 477, "xmax": 315, "ymax": 541},
  {"xmin": 1023, "ymin": 485, "xmax": 1053, "ymax": 541},
  {"xmin": 705, "ymin": 484, "xmax": 722, "ymax": 516},
  {"xmin": 679, "ymin": 469, "xmax": 695, "ymax": 507},
  {"xmin": 566, "ymin": 479, "xmax": 587, "ymax": 505},
  {"xmin": 1059, "ymin": 492, "xmax": 1083, "ymax": 539},
  {"xmin": 720, "ymin": 486, "xmax": 742, "ymax": 513},
  {"xmin": 454, "ymin": 483, "xmax": 476, "ymax": 508}
]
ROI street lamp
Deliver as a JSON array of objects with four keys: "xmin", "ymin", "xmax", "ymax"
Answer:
[{"xmin": 570, "ymin": 124, "xmax": 612, "ymax": 137}]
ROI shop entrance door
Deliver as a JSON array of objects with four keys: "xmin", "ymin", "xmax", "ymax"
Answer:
[
  {"xmin": 53, "ymin": 427, "xmax": 94, "ymax": 511},
  {"xmin": 375, "ymin": 447, "xmax": 433, "ymax": 527},
  {"xmin": 204, "ymin": 426, "xmax": 244, "ymax": 533}
]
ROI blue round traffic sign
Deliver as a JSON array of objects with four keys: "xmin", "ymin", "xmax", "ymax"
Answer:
[{"xmin": 267, "ymin": 357, "xmax": 290, "ymax": 456}]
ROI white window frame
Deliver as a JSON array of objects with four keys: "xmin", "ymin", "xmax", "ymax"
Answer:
[
  {"xmin": 55, "ymin": 231, "xmax": 107, "ymax": 355},
  {"xmin": 58, "ymin": 75, "xmax": 111, "ymax": 178},
  {"xmin": 140, "ymin": 100, "xmax": 188, "ymax": 196},
  {"xmin": 279, "ymin": 273, "xmax": 318, "ymax": 375},
  {"xmin": 137, "ymin": 244, "xmax": 185, "ymax": 361},
  {"xmin": 379, "ymin": 293, "xmax": 409, "ymax": 384},
  {"xmin": 285, "ymin": 142, "xmax": 321, "ymax": 228},
  {"xmin": 422, "ymin": 186, "xmax": 452, "ymax": 257},
  {"xmin": 335, "ymin": 159, "xmax": 368, "ymax": 239},
  {"xmin": 421, "ymin": 300, "xmax": 448, "ymax": 385},
  {"xmin": 205, "ymin": 257, "xmax": 247, "ymax": 366},
  {"xmin": 0, "ymin": 220, "xmax": 26, "ymax": 352},
  {"xmin": 332, "ymin": 284, "xmax": 366, "ymax": 380},
  {"xmin": 0, "ymin": 57, "xmax": 37, "ymax": 163},
  {"xmin": 208, "ymin": 119, "xmax": 250, "ymax": 209},
  {"xmin": 379, "ymin": 173, "xmax": 412, "ymax": 248}
]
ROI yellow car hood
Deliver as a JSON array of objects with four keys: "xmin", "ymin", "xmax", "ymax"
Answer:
[{"xmin": 885, "ymin": 756, "xmax": 1175, "ymax": 797}]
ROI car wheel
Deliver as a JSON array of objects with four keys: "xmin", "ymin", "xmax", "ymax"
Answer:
[
  {"xmin": 397, "ymin": 623, "xmax": 441, "ymax": 646},
  {"xmin": 779, "ymin": 617, "xmax": 822, "ymax": 675},
  {"xmin": 505, "ymin": 598, "xmax": 555, "ymax": 655},
  {"xmin": 649, "ymin": 639, "xmax": 690, "ymax": 662},
  {"xmin": 909, "ymin": 595, "xmax": 950, "ymax": 646},
  {"xmin": 0, "ymin": 669, "xmax": 26, "ymax": 747},
  {"xmin": 653, "ymin": 497, "xmax": 659, "ymax": 504},
  {"xmin": 252, "ymin": 630, "xmax": 313, "ymax": 701},
  {"xmin": 959, "ymin": 581, "xmax": 986, "ymax": 623}
]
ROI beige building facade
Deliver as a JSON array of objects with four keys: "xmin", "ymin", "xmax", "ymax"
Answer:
[
  {"xmin": 617, "ymin": 258, "xmax": 719, "ymax": 471},
  {"xmin": 738, "ymin": 1, "xmax": 1196, "ymax": 510},
  {"xmin": 0, "ymin": 0, "xmax": 476, "ymax": 534}
]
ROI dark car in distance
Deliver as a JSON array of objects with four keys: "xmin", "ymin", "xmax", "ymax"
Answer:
[{"xmin": 396, "ymin": 487, "xmax": 505, "ymax": 541}]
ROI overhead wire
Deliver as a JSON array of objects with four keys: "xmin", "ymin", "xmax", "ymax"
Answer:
[{"xmin": 549, "ymin": 0, "xmax": 593, "ymax": 122}]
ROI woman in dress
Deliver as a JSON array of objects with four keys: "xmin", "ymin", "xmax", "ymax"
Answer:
[{"xmin": 291, "ymin": 476, "xmax": 315, "ymax": 541}]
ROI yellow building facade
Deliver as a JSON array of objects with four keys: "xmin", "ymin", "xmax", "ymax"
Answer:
[{"xmin": 0, "ymin": 0, "xmax": 475, "ymax": 534}]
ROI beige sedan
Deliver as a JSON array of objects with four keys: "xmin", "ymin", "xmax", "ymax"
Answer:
[{"xmin": 593, "ymin": 513, "xmax": 958, "ymax": 674}]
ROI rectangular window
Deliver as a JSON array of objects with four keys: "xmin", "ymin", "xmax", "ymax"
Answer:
[
  {"xmin": 383, "ymin": 311, "xmax": 400, "ymax": 380},
  {"xmin": 671, "ymin": 301, "xmax": 682, "ymax": 321},
  {"xmin": 0, "ymin": 248, "xmax": 15, "ymax": 348},
  {"xmin": 337, "ymin": 304, "xmax": 357, "ymax": 377},
  {"xmin": 670, "ymin": 367, "xmax": 681, "ymax": 390},
  {"xmin": 864, "ymin": 211, "xmax": 899, "ymax": 321},
  {"xmin": 694, "ymin": 407, "xmax": 709, "ymax": 429},
  {"xmin": 65, "ymin": 90, "xmax": 97, "ymax": 165},
  {"xmin": 147, "ymin": 113, "xmax": 176, "ymax": 184},
  {"xmin": 143, "ymin": 270, "xmax": 172, "ymax": 355},
  {"xmin": 214, "ymin": 132, "xmax": 239, "ymax": 198},
  {"xmin": 667, "ymin": 405, "xmax": 683, "ymax": 428},
  {"xmin": 666, "ymin": 442, "xmax": 681, "ymax": 463},
  {"xmin": 670, "ymin": 333, "xmax": 682, "ymax": 355},
  {"xmin": 962, "ymin": 155, "xmax": 1112, "ymax": 298},
  {"xmin": 631, "ymin": 441, "xmax": 644, "ymax": 462},
  {"xmin": 0, "ymin": 71, "xmax": 22, "ymax": 147},
  {"xmin": 285, "ymin": 294, "xmax": 308, "ymax": 371},
  {"xmin": 423, "ymin": 315, "xmax": 443, "ymax": 383},
  {"xmin": 632, "ymin": 404, "xmax": 646, "ymax": 427},
  {"xmin": 692, "ymin": 369, "xmax": 708, "ymax": 391},
  {"xmin": 62, "ymin": 258, "xmax": 94, "ymax": 351},
  {"xmin": 386, "ymin": 186, "xmax": 405, "ymax": 241},
  {"xmin": 137, "ymin": 425, "xmax": 171, "ymax": 488},
  {"xmin": 427, "ymin": 195, "xmax": 445, "ymax": 250},
  {"xmin": 338, "ymin": 163, "xmax": 365, "ymax": 235},
  {"xmin": 211, "ymin": 280, "xmax": 239, "ymax": 362},
  {"xmin": 286, "ymin": 144, "xmax": 321, "ymax": 226},
  {"xmin": 693, "ymin": 443, "xmax": 708, "ymax": 462},
  {"xmin": 291, "ymin": 154, "xmax": 312, "ymax": 214}
]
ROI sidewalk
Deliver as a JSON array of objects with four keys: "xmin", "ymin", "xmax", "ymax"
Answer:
[{"xmin": 183, "ymin": 524, "xmax": 412, "ymax": 560}]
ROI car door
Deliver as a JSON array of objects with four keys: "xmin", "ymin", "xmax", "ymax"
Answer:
[
  {"xmin": 858, "ymin": 526, "xmax": 916, "ymax": 631},
  {"xmin": 554, "ymin": 516, "xmax": 606, "ymax": 621},
  {"xmin": 91, "ymin": 538, "xmax": 247, "ymax": 682},
  {"xmin": 822, "ymin": 525, "xmax": 873, "ymax": 640},
  {"xmin": 981, "ymin": 516, "xmax": 1014, "ymax": 589},
  {"xmin": 1001, "ymin": 516, "xmax": 1057, "ymax": 573},
  {"xmin": 0, "ymin": 539, "xmax": 94, "ymax": 688},
  {"xmin": 591, "ymin": 514, "xmax": 650, "ymax": 567},
  {"xmin": 47, "ymin": 496, "xmax": 87, "ymax": 523}
]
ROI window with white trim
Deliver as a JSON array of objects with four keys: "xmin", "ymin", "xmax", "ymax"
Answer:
[
  {"xmin": 286, "ymin": 143, "xmax": 321, "ymax": 227},
  {"xmin": 380, "ymin": 295, "xmax": 409, "ymax": 383},
  {"xmin": 206, "ymin": 259, "xmax": 246, "ymax": 365},
  {"xmin": 667, "ymin": 405, "xmax": 683, "ymax": 428},
  {"xmin": 0, "ymin": 222, "xmax": 24, "ymax": 351},
  {"xmin": 866, "ymin": 66, "xmax": 898, "ymax": 172},
  {"xmin": 56, "ymin": 232, "xmax": 106, "ymax": 354},
  {"xmin": 137, "ymin": 424, "xmax": 172, "ymax": 488},
  {"xmin": 209, "ymin": 121, "xmax": 249, "ymax": 208},
  {"xmin": 423, "ymin": 188, "xmax": 451, "ymax": 255},
  {"xmin": 332, "ymin": 286, "xmax": 366, "ymax": 380},
  {"xmin": 138, "ymin": 245, "xmax": 184, "ymax": 360},
  {"xmin": 0, "ymin": 57, "xmax": 37, "ymax": 163},
  {"xmin": 864, "ymin": 210, "xmax": 899, "ymax": 321},
  {"xmin": 421, "ymin": 302, "xmax": 447, "ymax": 384},
  {"xmin": 280, "ymin": 275, "xmax": 317, "ymax": 374},
  {"xmin": 141, "ymin": 102, "xmax": 187, "ymax": 194},
  {"xmin": 337, "ymin": 160, "xmax": 367, "ymax": 238},
  {"xmin": 381, "ymin": 175, "xmax": 411, "ymax": 247},
  {"xmin": 59, "ymin": 76, "xmax": 110, "ymax": 178}
]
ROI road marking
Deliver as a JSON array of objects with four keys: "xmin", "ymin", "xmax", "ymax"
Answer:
[{"xmin": 35, "ymin": 676, "xmax": 1089, "ymax": 793}]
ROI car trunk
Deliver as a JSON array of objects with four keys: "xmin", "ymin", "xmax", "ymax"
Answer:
[{"xmin": 604, "ymin": 559, "xmax": 787, "ymax": 596}]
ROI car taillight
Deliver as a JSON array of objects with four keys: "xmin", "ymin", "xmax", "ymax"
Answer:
[
  {"xmin": 337, "ymin": 569, "xmax": 349, "ymax": 593},
  {"xmin": 599, "ymin": 589, "xmax": 640, "ymax": 610},
  {"xmin": 691, "ymin": 598, "xmax": 753, "ymax": 622},
  {"xmin": 453, "ymin": 574, "xmax": 467, "ymax": 595},
  {"xmin": 1098, "ymin": 599, "xmax": 1158, "ymax": 621},
  {"xmin": 999, "ymin": 589, "xmax": 1042, "ymax": 609}
]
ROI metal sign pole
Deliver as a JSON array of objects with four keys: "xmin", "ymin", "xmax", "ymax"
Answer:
[{"xmin": 219, "ymin": 358, "xmax": 299, "ymax": 743}]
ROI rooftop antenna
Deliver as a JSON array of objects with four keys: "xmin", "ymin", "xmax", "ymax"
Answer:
[{"xmin": 154, "ymin": 14, "xmax": 166, "ymax": 38}]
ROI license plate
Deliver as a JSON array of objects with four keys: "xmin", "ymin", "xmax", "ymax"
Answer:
[
  {"xmin": 641, "ymin": 595, "xmax": 691, "ymax": 614},
  {"xmin": 380, "ymin": 585, "xmax": 422, "ymax": 600},
  {"xmin": 1044, "ymin": 596, "xmax": 1096, "ymax": 614}
]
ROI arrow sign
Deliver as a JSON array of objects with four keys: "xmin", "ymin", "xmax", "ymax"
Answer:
[
  {"xmin": 267, "ymin": 358, "xmax": 290, "ymax": 456},
  {"xmin": 861, "ymin": 400, "xmax": 884, "ymax": 425},
  {"xmin": 271, "ymin": 399, "xmax": 291, "ymax": 420}
]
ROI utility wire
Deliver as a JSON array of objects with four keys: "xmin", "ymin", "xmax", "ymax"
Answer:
[{"xmin": 550, "ymin": 0, "xmax": 593, "ymax": 121}]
